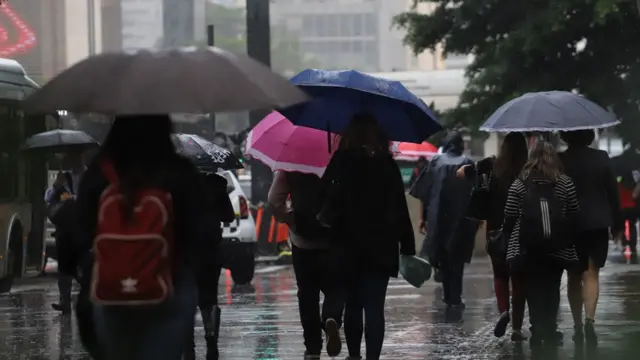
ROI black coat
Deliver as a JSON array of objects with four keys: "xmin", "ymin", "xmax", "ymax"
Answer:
[
  {"xmin": 560, "ymin": 146, "xmax": 623, "ymax": 233},
  {"xmin": 322, "ymin": 149, "xmax": 415, "ymax": 278}
]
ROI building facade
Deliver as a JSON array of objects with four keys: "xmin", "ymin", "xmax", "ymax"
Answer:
[{"xmin": 101, "ymin": 0, "xmax": 206, "ymax": 52}]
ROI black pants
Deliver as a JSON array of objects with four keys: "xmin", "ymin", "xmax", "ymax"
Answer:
[
  {"xmin": 344, "ymin": 271, "xmax": 389, "ymax": 360},
  {"xmin": 622, "ymin": 208, "xmax": 638, "ymax": 249},
  {"xmin": 184, "ymin": 263, "xmax": 222, "ymax": 360},
  {"xmin": 440, "ymin": 252, "xmax": 465, "ymax": 306},
  {"xmin": 292, "ymin": 245, "xmax": 344, "ymax": 355},
  {"xmin": 523, "ymin": 259, "xmax": 563, "ymax": 339}
]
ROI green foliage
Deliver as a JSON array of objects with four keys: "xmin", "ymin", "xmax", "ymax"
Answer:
[{"xmin": 396, "ymin": 0, "xmax": 640, "ymax": 146}]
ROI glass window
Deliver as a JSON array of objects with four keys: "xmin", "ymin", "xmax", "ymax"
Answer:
[
  {"xmin": 352, "ymin": 41, "xmax": 363, "ymax": 53},
  {"xmin": 340, "ymin": 41, "xmax": 351, "ymax": 52},
  {"xmin": 302, "ymin": 15, "xmax": 314, "ymax": 37},
  {"xmin": 326, "ymin": 15, "xmax": 338, "ymax": 37},
  {"xmin": 327, "ymin": 41, "xmax": 339, "ymax": 54},
  {"xmin": 353, "ymin": 14, "xmax": 363, "ymax": 36},
  {"xmin": 315, "ymin": 15, "xmax": 326, "ymax": 37},
  {"xmin": 364, "ymin": 13, "xmax": 377, "ymax": 34},
  {"xmin": 0, "ymin": 102, "xmax": 25, "ymax": 200},
  {"xmin": 339, "ymin": 14, "xmax": 352, "ymax": 37}
]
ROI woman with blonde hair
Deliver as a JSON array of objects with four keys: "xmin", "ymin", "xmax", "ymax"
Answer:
[{"xmin": 502, "ymin": 140, "xmax": 580, "ymax": 348}]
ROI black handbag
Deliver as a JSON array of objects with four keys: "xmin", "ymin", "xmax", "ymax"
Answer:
[
  {"xmin": 467, "ymin": 168, "xmax": 491, "ymax": 220},
  {"xmin": 486, "ymin": 229, "xmax": 507, "ymax": 259}
]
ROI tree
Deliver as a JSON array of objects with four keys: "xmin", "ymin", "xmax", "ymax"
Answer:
[
  {"xmin": 203, "ymin": 4, "xmax": 321, "ymax": 76},
  {"xmin": 395, "ymin": 0, "xmax": 640, "ymax": 145}
]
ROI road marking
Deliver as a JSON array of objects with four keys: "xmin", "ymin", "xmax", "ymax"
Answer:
[{"xmin": 254, "ymin": 265, "xmax": 289, "ymax": 274}]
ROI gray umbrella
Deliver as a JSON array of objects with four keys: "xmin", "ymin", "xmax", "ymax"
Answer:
[
  {"xmin": 479, "ymin": 91, "xmax": 619, "ymax": 132},
  {"xmin": 24, "ymin": 47, "xmax": 308, "ymax": 115},
  {"xmin": 22, "ymin": 129, "xmax": 99, "ymax": 152}
]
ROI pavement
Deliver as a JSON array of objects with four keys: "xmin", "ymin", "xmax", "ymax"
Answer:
[{"xmin": 1, "ymin": 251, "xmax": 640, "ymax": 359}]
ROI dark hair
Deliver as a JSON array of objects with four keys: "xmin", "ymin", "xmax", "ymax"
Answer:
[
  {"xmin": 520, "ymin": 140, "xmax": 563, "ymax": 181},
  {"xmin": 338, "ymin": 112, "xmax": 389, "ymax": 155},
  {"xmin": 99, "ymin": 115, "xmax": 176, "ymax": 218},
  {"xmin": 493, "ymin": 132, "xmax": 528, "ymax": 182},
  {"xmin": 560, "ymin": 130, "xmax": 595, "ymax": 148}
]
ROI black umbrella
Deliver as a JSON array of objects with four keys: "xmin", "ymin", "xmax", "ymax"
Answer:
[
  {"xmin": 22, "ymin": 129, "xmax": 99, "ymax": 152},
  {"xmin": 172, "ymin": 133, "xmax": 243, "ymax": 171}
]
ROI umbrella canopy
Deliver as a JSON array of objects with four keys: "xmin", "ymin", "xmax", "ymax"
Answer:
[
  {"xmin": 394, "ymin": 141, "xmax": 438, "ymax": 161},
  {"xmin": 25, "ymin": 47, "xmax": 308, "ymax": 115},
  {"xmin": 480, "ymin": 91, "xmax": 619, "ymax": 132},
  {"xmin": 245, "ymin": 111, "xmax": 338, "ymax": 177},
  {"xmin": 172, "ymin": 133, "xmax": 243, "ymax": 171},
  {"xmin": 279, "ymin": 69, "xmax": 442, "ymax": 143},
  {"xmin": 22, "ymin": 129, "xmax": 98, "ymax": 152}
]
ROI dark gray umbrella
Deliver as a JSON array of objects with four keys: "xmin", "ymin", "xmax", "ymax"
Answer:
[
  {"xmin": 22, "ymin": 129, "xmax": 99, "ymax": 152},
  {"xmin": 24, "ymin": 47, "xmax": 308, "ymax": 115},
  {"xmin": 480, "ymin": 91, "xmax": 619, "ymax": 132}
]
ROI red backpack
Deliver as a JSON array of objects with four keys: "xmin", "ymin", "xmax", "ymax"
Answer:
[{"xmin": 91, "ymin": 161, "xmax": 176, "ymax": 306}]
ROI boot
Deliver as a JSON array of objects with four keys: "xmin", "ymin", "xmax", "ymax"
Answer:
[
  {"xmin": 202, "ymin": 305, "xmax": 221, "ymax": 360},
  {"xmin": 182, "ymin": 328, "xmax": 196, "ymax": 360}
]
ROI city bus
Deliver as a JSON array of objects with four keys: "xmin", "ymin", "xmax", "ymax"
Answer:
[{"xmin": 0, "ymin": 58, "xmax": 48, "ymax": 292}]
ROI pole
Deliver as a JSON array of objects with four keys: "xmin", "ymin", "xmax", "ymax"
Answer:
[
  {"xmin": 246, "ymin": 0, "xmax": 272, "ymax": 204},
  {"xmin": 207, "ymin": 25, "xmax": 216, "ymax": 138},
  {"xmin": 88, "ymin": 0, "xmax": 96, "ymax": 55}
]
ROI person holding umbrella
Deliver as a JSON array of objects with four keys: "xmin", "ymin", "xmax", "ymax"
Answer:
[
  {"xmin": 319, "ymin": 113, "xmax": 416, "ymax": 360},
  {"xmin": 24, "ymin": 129, "xmax": 97, "ymax": 314},
  {"xmin": 559, "ymin": 130, "xmax": 623, "ymax": 345},
  {"xmin": 249, "ymin": 112, "xmax": 344, "ymax": 359}
]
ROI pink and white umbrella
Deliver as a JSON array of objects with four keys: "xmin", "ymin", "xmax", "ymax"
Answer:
[
  {"xmin": 245, "ymin": 111, "xmax": 338, "ymax": 177},
  {"xmin": 394, "ymin": 141, "xmax": 438, "ymax": 161}
]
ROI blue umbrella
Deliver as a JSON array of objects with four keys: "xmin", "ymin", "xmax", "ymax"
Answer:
[
  {"xmin": 278, "ymin": 69, "xmax": 442, "ymax": 143},
  {"xmin": 480, "ymin": 91, "xmax": 619, "ymax": 132}
]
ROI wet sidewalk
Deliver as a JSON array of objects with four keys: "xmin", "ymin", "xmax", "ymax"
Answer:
[{"xmin": 1, "ymin": 255, "xmax": 640, "ymax": 359}]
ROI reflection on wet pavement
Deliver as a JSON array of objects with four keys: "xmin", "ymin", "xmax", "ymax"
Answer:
[{"xmin": 2, "ymin": 253, "xmax": 640, "ymax": 359}]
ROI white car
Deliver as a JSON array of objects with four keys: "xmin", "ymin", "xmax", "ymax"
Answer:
[{"xmin": 218, "ymin": 170, "xmax": 257, "ymax": 285}]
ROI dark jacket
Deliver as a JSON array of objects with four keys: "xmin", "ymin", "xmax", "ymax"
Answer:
[
  {"xmin": 463, "ymin": 156, "xmax": 516, "ymax": 232},
  {"xmin": 322, "ymin": 148, "xmax": 415, "ymax": 277},
  {"xmin": 411, "ymin": 150, "xmax": 477, "ymax": 265},
  {"xmin": 559, "ymin": 146, "xmax": 623, "ymax": 233}
]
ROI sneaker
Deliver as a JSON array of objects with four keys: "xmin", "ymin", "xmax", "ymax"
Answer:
[
  {"xmin": 511, "ymin": 330, "xmax": 527, "ymax": 342},
  {"xmin": 304, "ymin": 352, "xmax": 320, "ymax": 360},
  {"xmin": 584, "ymin": 319, "xmax": 598, "ymax": 345},
  {"xmin": 494, "ymin": 312, "xmax": 511, "ymax": 337},
  {"xmin": 325, "ymin": 318, "xmax": 342, "ymax": 357}
]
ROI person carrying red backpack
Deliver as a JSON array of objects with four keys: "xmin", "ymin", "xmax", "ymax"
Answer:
[{"xmin": 73, "ymin": 115, "xmax": 216, "ymax": 360}]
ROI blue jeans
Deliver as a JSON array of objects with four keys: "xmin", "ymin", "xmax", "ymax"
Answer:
[
  {"xmin": 344, "ymin": 271, "xmax": 389, "ymax": 360},
  {"xmin": 93, "ymin": 270, "xmax": 198, "ymax": 360}
]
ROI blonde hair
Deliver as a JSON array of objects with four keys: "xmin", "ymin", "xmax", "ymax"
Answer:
[{"xmin": 520, "ymin": 140, "xmax": 563, "ymax": 181}]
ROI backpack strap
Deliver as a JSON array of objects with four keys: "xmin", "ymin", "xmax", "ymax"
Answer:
[{"xmin": 100, "ymin": 161, "xmax": 119, "ymax": 183}]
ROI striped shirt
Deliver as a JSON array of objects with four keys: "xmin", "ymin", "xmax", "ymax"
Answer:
[{"xmin": 504, "ymin": 174, "xmax": 580, "ymax": 263}]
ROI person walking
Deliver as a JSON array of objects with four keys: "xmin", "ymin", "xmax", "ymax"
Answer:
[
  {"xmin": 503, "ymin": 140, "xmax": 580, "ymax": 348},
  {"xmin": 456, "ymin": 132, "xmax": 528, "ymax": 340},
  {"xmin": 45, "ymin": 150, "xmax": 87, "ymax": 314},
  {"xmin": 73, "ymin": 115, "xmax": 215, "ymax": 360},
  {"xmin": 412, "ymin": 131, "xmax": 478, "ymax": 309},
  {"xmin": 45, "ymin": 171, "xmax": 76, "ymax": 314},
  {"xmin": 184, "ymin": 172, "xmax": 235, "ymax": 360},
  {"xmin": 268, "ymin": 170, "xmax": 344, "ymax": 359},
  {"xmin": 559, "ymin": 130, "xmax": 623, "ymax": 345},
  {"xmin": 320, "ymin": 113, "xmax": 415, "ymax": 360}
]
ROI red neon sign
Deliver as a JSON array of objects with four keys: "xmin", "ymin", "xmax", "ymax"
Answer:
[{"xmin": 0, "ymin": 2, "xmax": 37, "ymax": 57}]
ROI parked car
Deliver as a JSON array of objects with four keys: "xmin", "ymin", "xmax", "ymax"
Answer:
[{"xmin": 219, "ymin": 170, "xmax": 257, "ymax": 285}]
